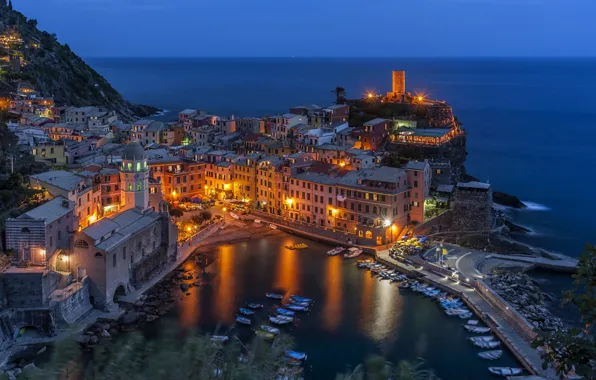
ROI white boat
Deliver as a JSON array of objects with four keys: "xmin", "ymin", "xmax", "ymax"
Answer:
[
  {"xmin": 466, "ymin": 320, "xmax": 479, "ymax": 326},
  {"xmin": 261, "ymin": 325, "xmax": 280, "ymax": 335},
  {"xmin": 344, "ymin": 247, "xmax": 363, "ymax": 259},
  {"xmin": 275, "ymin": 315, "xmax": 294, "ymax": 322},
  {"xmin": 254, "ymin": 219, "xmax": 261, "ymax": 223},
  {"xmin": 458, "ymin": 311, "xmax": 473, "ymax": 319},
  {"xmin": 488, "ymin": 367, "xmax": 522, "ymax": 377},
  {"xmin": 269, "ymin": 316, "xmax": 291, "ymax": 325},
  {"xmin": 269, "ymin": 224, "xmax": 278, "ymax": 229},
  {"xmin": 478, "ymin": 350, "xmax": 502, "ymax": 360},
  {"xmin": 210, "ymin": 335, "xmax": 229, "ymax": 343},
  {"xmin": 473, "ymin": 340, "xmax": 501, "ymax": 349},
  {"xmin": 327, "ymin": 247, "xmax": 345, "ymax": 256},
  {"xmin": 470, "ymin": 335, "xmax": 495, "ymax": 342},
  {"xmin": 464, "ymin": 325, "xmax": 491, "ymax": 333},
  {"xmin": 230, "ymin": 212, "xmax": 240, "ymax": 220},
  {"xmin": 266, "ymin": 292, "xmax": 284, "ymax": 299}
]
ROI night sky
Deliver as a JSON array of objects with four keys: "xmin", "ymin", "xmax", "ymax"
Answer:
[{"xmin": 13, "ymin": 0, "xmax": 596, "ymax": 57}]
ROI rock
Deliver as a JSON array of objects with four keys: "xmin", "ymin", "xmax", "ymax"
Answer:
[
  {"xmin": 101, "ymin": 330, "xmax": 111, "ymax": 337},
  {"xmin": 180, "ymin": 283, "xmax": 189, "ymax": 292},
  {"xmin": 89, "ymin": 336, "xmax": 99, "ymax": 345},
  {"xmin": 120, "ymin": 311, "xmax": 140, "ymax": 324},
  {"xmin": 493, "ymin": 191, "xmax": 526, "ymax": 209},
  {"xmin": 109, "ymin": 328, "xmax": 119, "ymax": 336},
  {"xmin": 75, "ymin": 335, "xmax": 91, "ymax": 345},
  {"xmin": 7, "ymin": 371, "xmax": 17, "ymax": 380},
  {"xmin": 186, "ymin": 274, "xmax": 193, "ymax": 280},
  {"xmin": 36, "ymin": 346, "xmax": 47, "ymax": 355},
  {"xmin": 134, "ymin": 300, "xmax": 144, "ymax": 307},
  {"xmin": 146, "ymin": 315, "xmax": 158, "ymax": 323},
  {"xmin": 86, "ymin": 330, "xmax": 96, "ymax": 336},
  {"xmin": 120, "ymin": 324, "xmax": 137, "ymax": 332},
  {"xmin": 23, "ymin": 363, "xmax": 37, "ymax": 371},
  {"xmin": 159, "ymin": 292, "xmax": 170, "ymax": 300},
  {"xmin": 146, "ymin": 300, "xmax": 161, "ymax": 307}
]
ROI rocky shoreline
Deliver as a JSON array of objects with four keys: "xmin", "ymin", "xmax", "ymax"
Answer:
[{"xmin": 486, "ymin": 272, "xmax": 564, "ymax": 332}]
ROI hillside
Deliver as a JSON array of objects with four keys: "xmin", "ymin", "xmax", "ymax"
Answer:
[{"xmin": 0, "ymin": 2, "xmax": 157, "ymax": 121}]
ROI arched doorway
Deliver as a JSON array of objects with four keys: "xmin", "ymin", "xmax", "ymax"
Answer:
[{"xmin": 113, "ymin": 284, "xmax": 127, "ymax": 303}]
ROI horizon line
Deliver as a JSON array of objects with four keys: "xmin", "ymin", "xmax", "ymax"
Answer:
[{"xmin": 83, "ymin": 55, "xmax": 596, "ymax": 60}]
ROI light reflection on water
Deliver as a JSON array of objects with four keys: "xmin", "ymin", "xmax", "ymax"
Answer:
[{"xmin": 171, "ymin": 234, "xmax": 520, "ymax": 380}]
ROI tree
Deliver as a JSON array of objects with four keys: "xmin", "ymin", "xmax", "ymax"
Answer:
[
  {"xmin": 335, "ymin": 356, "xmax": 439, "ymax": 380},
  {"xmin": 8, "ymin": 0, "xmax": 12, "ymax": 10},
  {"xmin": 532, "ymin": 244, "xmax": 596, "ymax": 378},
  {"xmin": 331, "ymin": 86, "xmax": 347, "ymax": 105},
  {"xmin": 169, "ymin": 208, "xmax": 183, "ymax": 218}
]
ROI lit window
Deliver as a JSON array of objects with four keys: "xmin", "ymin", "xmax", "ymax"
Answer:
[
  {"xmin": 137, "ymin": 182, "xmax": 141, "ymax": 191},
  {"xmin": 365, "ymin": 231, "xmax": 373, "ymax": 239},
  {"xmin": 127, "ymin": 163, "xmax": 132, "ymax": 171},
  {"xmin": 128, "ymin": 184, "xmax": 132, "ymax": 191},
  {"xmin": 136, "ymin": 162, "xmax": 141, "ymax": 171}
]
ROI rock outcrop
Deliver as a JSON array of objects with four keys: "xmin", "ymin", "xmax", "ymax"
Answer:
[
  {"xmin": 486, "ymin": 272, "xmax": 564, "ymax": 332},
  {"xmin": 0, "ymin": 4, "xmax": 158, "ymax": 121},
  {"xmin": 493, "ymin": 191, "xmax": 527, "ymax": 209}
]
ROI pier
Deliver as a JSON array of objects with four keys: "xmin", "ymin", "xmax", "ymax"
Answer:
[
  {"xmin": 376, "ymin": 250, "xmax": 557, "ymax": 379},
  {"xmin": 486, "ymin": 253, "xmax": 578, "ymax": 273}
]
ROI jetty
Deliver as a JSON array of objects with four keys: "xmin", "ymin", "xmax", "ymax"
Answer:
[
  {"xmin": 486, "ymin": 253, "xmax": 578, "ymax": 273},
  {"xmin": 376, "ymin": 250, "xmax": 557, "ymax": 379}
]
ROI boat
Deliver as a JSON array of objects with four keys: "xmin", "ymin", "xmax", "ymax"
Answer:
[
  {"xmin": 465, "ymin": 325, "xmax": 491, "ymax": 333},
  {"xmin": 285, "ymin": 243, "xmax": 308, "ymax": 250},
  {"xmin": 327, "ymin": 247, "xmax": 345, "ymax": 256},
  {"xmin": 236, "ymin": 315, "xmax": 251, "ymax": 325},
  {"xmin": 230, "ymin": 212, "xmax": 240, "ymax": 220},
  {"xmin": 458, "ymin": 311, "xmax": 473, "ymax": 319},
  {"xmin": 288, "ymin": 300, "xmax": 310, "ymax": 307},
  {"xmin": 255, "ymin": 330, "xmax": 275, "ymax": 340},
  {"xmin": 284, "ymin": 304, "xmax": 308, "ymax": 311},
  {"xmin": 357, "ymin": 259, "xmax": 373, "ymax": 264},
  {"xmin": 470, "ymin": 335, "xmax": 495, "ymax": 342},
  {"xmin": 275, "ymin": 315, "xmax": 294, "ymax": 322},
  {"xmin": 269, "ymin": 316, "xmax": 291, "ymax": 325},
  {"xmin": 398, "ymin": 282, "xmax": 410, "ymax": 288},
  {"xmin": 285, "ymin": 350, "xmax": 307, "ymax": 361},
  {"xmin": 247, "ymin": 303, "xmax": 264, "ymax": 309},
  {"xmin": 266, "ymin": 292, "xmax": 284, "ymax": 299},
  {"xmin": 466, "ymin": 320, "xmax": 479, "ymax": 326},
  {"xmin": 290, "ymin": 295, "xmax": 313, "ymax": 303},
  {"xmin": 487, "ymin": 367, "xmax": 523, "ymax": 377},
  {"xmin": 344, "ymin": 247, "xmax": 363, "ymax": 259},
  {"xmin": 239, "ymin": 307, "xmax": 254, "ymax": 315},
  {"xmin": 210, "ymin": 335, "xmax": 229, "ymax": 343},
  {"xmin": 261, "ymin": 325, "xmax": 280, "ymax": 335},
  {"xmin": 473, "ymin": 340, "xmax": 501, "ymax": 349},
  {"xmin": 478, "ymin": 350, "xmax": 503, "ymax": 360},
  {"xmin": 269, "ymin": 224, "xmax": 278, "ymax": 230},
  {"xmin": 276, "ymin": 308, "xmax": 295, "ymax": 317}
]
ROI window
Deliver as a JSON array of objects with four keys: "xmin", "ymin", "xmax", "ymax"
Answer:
[
  {"xmin": 123, "ymin": 246, "xmax": 127, "ymax": 260},
  {"xmin": 414, "ymin": 181, "xmax": 418, "ymax": 188},
  {"xmin": 328, "ymin": 187, "xmax": 332, "ymax": 194},
  {"xmin": 136, "ymin": 162, "xmax": 141, "ymax": 171},
  {"xmin": 137, "ymin": 182, "xmax": 141, "ymax": 191},
  {"xmin": 113, "ymin": 253, "xmax": 117, "ymax": 268},
  {"xmin": 365, "ymin": 231, "xmax": 372, "ymax": 239},
  {"xmin": 414, "ymin": 171, "xmax": 418, "ymax": 177},
  {"xmin": 94, "ymin": 252, "xmax": 103, "ymax": 258},
  {"xmin": 127, "ymin": 163, "xmax": 132, "ymax": 171},
  {"xmin": 75, "ymin": 240, "xmax": 89, "ymax": 248},
  {"xmin": 128, "ymin": 184, "xmax": 133, "ymax": 191},
  {"xmin": 358, "ymin": 230, "xmax": 363, "ymax": 237},
  {"xmin": 413, "ymin": 201, "xmax": 420, "ymax": 207}
]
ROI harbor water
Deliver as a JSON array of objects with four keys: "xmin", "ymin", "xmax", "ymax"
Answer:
[{"xmin": 149, "ymin": 232, "xmax": 518, "ymax": 379}]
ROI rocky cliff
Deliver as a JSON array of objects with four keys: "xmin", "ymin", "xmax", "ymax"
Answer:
[{"xmin": 0, "ymin": 3, "xmax": 157, "ymax": 121}]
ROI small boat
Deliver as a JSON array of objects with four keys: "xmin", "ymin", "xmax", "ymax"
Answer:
[
  {"xmin": 285, "ymin": 304, "xmax": 308, "ymax": 311},
  {"xmin": 230, "ymin": 212, "xmax": 240, "ymax": 220},
  {"xmin": 247, "ymin": 303, "xmax": 264, "ymax": 309},
  {"xmin": 357, "ymin": 259, "xmax": 373, "ymax": 264},
  {"xmin": 488, "ymin": 367, "xmax": 522, "ymax": 377},
  {"xmin": 266, "ymin": 292, "xmax": 284, "ymax": 299},
  {"xmin": 344, "ymin": 247, "xmax": 363, "ymax": 259},
  {"xmin": 466, "ymin": 320, "xmax": 479, "ymax": 326},
  {"xmin": 261, "ymin": 325, "xmax": 280, "ymax": 335},
  {"xmin": 289, "ymin": 300, "xmax": 311, "ymax": 307},
  {"xmin": 470, "ymin": 335, "xmax": 495, "ymax": 343},
  {"xmin": 239, "ymin": 307, "xmax": 254, "ymax": 316},
  {"xmin": 290, "ymin": 295, "xmax": 313, "ymax": 303},
  {"xmin": 255, "ymin": 330, "xmax": 275, "ymax": 340},
  {"xmin": 473, "ymin": 340, "xmax": 501, "ymax": 349},
  {"xmin": 269, "ymin": 224, "xmax": 278, "ymax": 230},
  {"xmin": 269, "ymin": 316, "xmax": 291, "ymax": 325},
  {"xmin": 210, "ymin": 335, "xmax": 229, "ymax": 343},
  {"xmin": 283, "ymin": 357, "xmax": 303, "ymax": 367},
  {"xmin": 275, "ymin": 315, "xmax": 294, "ymax": 322},
  {"xmin": 398, "ymin": 282, "xmax": 410, "ymax": 288},
  {"xmin": 285, "ymin": 350, "xmax": 307, "ymax": 361},
  {"xmin": 276, "ymin": 308, "xmax": 295, "ymax": 317},
  {"xmin": 465, "ymin": 325, "xmax": 491, "ymax": 333},
  {"xmin": 478, "ymin": 350, "xmax": 503, "ymax": 360},
  {"xmin": 285, "ymin": 243, "xmax": 308, "ymax": 250},
  {"xmin": 236, "ymin": 315, "xmax": 251, "ymax": 325},
  {"xmin": 327, "ymin": 247, "xmax": 345, "ymax": 256},
  {"xmin": 458, "ymin": 311, "xmax": 473, "ymax": 319}
]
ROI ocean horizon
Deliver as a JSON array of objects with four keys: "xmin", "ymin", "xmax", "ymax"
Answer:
[{"xmin": 87, "ymin": 56, "xmax": 596, "ymax": 258}]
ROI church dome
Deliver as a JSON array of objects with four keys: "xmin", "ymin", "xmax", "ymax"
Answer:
[{"xmin": 122, "ymin": 142, "xmax": 145, "ymax": 160}]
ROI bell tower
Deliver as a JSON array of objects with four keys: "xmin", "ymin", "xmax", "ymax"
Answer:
[{"xmin": 119, "ymin": 142, "xmax": 149, "ymax": 211}]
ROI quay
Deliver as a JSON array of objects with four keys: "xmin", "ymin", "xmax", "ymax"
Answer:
[
  {"xmin": 486, "ymin": 253, "xmax": 578, "ymax": 273},
  {"xmin": 375, "ymin": 250, "xmax": 557, "ymax": 379}
]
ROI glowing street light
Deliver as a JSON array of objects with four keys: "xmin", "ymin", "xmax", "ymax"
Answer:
[
  {"xmin": 417, "ymin": 96, "xmax": 423, "ymax": 102},
  {"xmin": 286, "ymin": 198, "xmax": 294, "ymax": 206},
  {"xmin": 383, "ymin": 219, "xmax": 391, "ymax": 227},
  {"xmin": 367, "ymin": 93, "xmax": 373, "ymax": 98}
]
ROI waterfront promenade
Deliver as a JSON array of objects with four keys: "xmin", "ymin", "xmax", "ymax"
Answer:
[{"xmin": 376, "ymin": 250, "xmax": 557, "ymax": 379}]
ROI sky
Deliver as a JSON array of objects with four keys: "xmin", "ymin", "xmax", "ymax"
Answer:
[{"xmin": 12, "ymin": 0, "xmax": 596, "ymax": 57}]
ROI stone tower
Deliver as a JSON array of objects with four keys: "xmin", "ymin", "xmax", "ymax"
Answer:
[
  {"xmin": 120, "ymin": 142, "xmax": 149, "ymax": 211},
  {"xmin": 392, "ymin": 71, "xmax": 406, "ymax": 95}
]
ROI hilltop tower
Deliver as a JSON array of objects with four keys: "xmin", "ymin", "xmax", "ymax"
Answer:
[
  {"xmin": 120, "ymin": 142, "xmax": 149, "ymax": 211},
  {"xmin": 392, "ymin": 71, "xmax": 406, "ymax": 95}
]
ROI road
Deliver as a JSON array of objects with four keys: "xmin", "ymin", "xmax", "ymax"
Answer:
[{"xmin": 422, "ymin": 243, "xmax": 489, "ymax": 282}]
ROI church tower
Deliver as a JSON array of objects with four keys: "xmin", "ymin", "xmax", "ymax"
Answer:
[{"xmin": 120, "ymin": 142, "xmax": 149, "ymax": 211}]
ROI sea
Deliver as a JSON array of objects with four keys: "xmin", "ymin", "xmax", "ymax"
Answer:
[{"xmin": 80, "ymin": 58, "xmax": 595, "ymax": 377}]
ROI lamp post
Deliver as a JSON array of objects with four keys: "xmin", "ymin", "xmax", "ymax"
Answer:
[{"xmin": 384, "ymin": 219, "xmax": 392, "ymax": 250}]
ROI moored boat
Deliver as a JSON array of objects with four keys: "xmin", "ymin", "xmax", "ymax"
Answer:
[
  {"xmin": 210, "ymin": 335, "xmax": 229, "ymax": 343},
  {"xmin": 276, "ymin": 308, "xmax": 295, "ymax": 317},
  {"xmin": 478, "ymin": 350, "xmax": 503, "ymax": 360},
  {"xmin": 269, "ymin": 316, "xmax": 291, "ymax": 325},
  {"xmin": 236, "ymin": 315, "xmax": 251, "ymax": 325},
  {"xmin": 285, "ymin": 304, "xmax": 308, "ymax": 311},
  {"xmin": 290, "ymin": 295, "xmax": 313, "ymax": 303},
  {"xmin": 269, "ymin": 224, "xmax": 278, "ymax": 229},
  {"xmin": 247, "ymin": 303, "xmax": 264, "ymax": 309},
  {"xmin": 275, "ymin": 315, "xmax": 294, "ymax": 322},
  {"xmin": 344, "ymin": 247, "xmax": 363, "ymax": 259},
  {"xmin": 266, "ymin": 292, "xmax": 284, "ymax": 299},
  {"xmin": 261, "ymin": 325, "xmax": 280, "ymax": 335},
  {"xmin": 255, "ymin": 330, "xmax": 275, "ymax": 340},
  {"xmin": 466, "ymin": 319, "xmax": 479, "ymax": 326},
  {"xmin": 398, "ymin": 282, "xmax": 410, "ymax": 288},
  {"xmin": 239, "ymin": 307, "xmax": 254, "ymax": 315},
  {"xmin": 470, "ymin": 335, "xmax": 495, "ymax": 342},
  {"xmin": 487, "ymin": 367, "xmax": 523, "ymax": 377},
  {"xmin": 285, "ymin": 350, "xmax": 307, "ymax": 361},
  {"xmin": 473, "ymin": 340, "xmax": 501, "ymax": 349},
  {"xmin": 464, "ymin": 325, "xmax": 491, "ymax": 333},
  {"xmin": 327, "ymin": 247, "xmax": 345, "ymax": 256}
]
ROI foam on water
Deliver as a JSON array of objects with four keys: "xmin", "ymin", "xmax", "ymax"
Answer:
[{"xmin": 521, "ymin": 201, "xmax": 551, "ymax": 211}]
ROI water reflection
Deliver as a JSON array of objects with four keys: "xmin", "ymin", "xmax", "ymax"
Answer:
[
  {"xmin": 359, "ymin": 270, "xmax": 374, "ymax": 331},
  {"xmin": 215, "ymin": 245, "xmax": 235, "ymax": 323},
  {"xmin": 274, "ymin": 239, "xmax": 300, "ymax": 294},
  {"xmin": 322, "ymin": 255, "xmax": 342, "ymax": 332},
  {"xmin": 370, "ymin": 281, "xmax": 403, "ymax": 343},
  {"xmin": 178, "ymin": 260, "xmax": 200, "ymax": 328}
]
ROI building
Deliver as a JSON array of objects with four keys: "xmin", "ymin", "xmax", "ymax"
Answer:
[
  {"xmin": 65, "ymin": 106, "xmax": 100, "ymax": 124},
  {"xmin": 131, "ymin": 120, "xmax": 166, "ymax": 146},
  {"xmin": 451, "ymin": 182, "xmax": 494, "ymax": 232},
  {"xmin": 353, "ymin": 118, "xmax": 391, "ymax": 151},
  {"xmin": 392, "ymin": 70, "xmax": 406, "ymax": 95},
  {"xmin": 5, "ymin": 197, "xmax": 77, "ymax": 266},
  {"xmin": 147, "ymin": 150, "xmax": 204, "ymax": 202},
  {"xmin": 232, "ymin": 156, "xmax": 259, "ymax": 202},
  {"xmin": 270, "ymin": 114, "xmax": 306, "ymax": 143},
  {"xmin": 405, "ymin": 160, "xmax": 431, "ymax": 223},
  {"xmin": 32, "ymin": 142, "xmax": 67, "ymax": 165}
]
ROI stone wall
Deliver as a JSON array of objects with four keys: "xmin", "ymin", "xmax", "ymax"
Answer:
[
  {"xmin": 451, "ymin": 188, "xmax": 493, "ymax": 232},
  {"xmin": 2, "ymin": 272, "xmax": 46, "ymax": 308},
  {"xmin": 413, "ymin": 209, "xmax": 453, "ymax": 235},
  {"xmin": 0, "ymin": 308, "xmax": 56, "ymax": 350},
  {"xmin": 49, "ymin": 277, "xmax": 93, "ymax": 325},
  {"xmin": 130, "ymin": 248, "xmax": 168, "ymax": 288}
]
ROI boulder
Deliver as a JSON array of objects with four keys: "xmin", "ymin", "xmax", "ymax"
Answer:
[
  {"xmin": 180, "ymin": 283, "xmax": 189, "ymax": 292},
  {"xmin": 101, "ymin": 330, "xmax": 111, "ymax": 337},
  {"xmin": 23, "ymin": 363, "xmax": 37, "ymax": 371},
  {"xmin": 120, "ymin": 311, "xmax": 140, "ymax": 324},
  {"xmin": 89, "ymin": 336, "xmax": 99, "ymax": 345},
  {"xmin": 75, "ymin": 335, "xmax": 91, "ymax": 345},
  {"xmin": 146, "ymin": 315, "xmax": 158, "ymax": 323}
]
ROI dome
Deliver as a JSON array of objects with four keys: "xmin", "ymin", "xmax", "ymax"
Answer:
[{"xmin": 122, "ymin": 142, "xmax": 145, "ymax": 160}]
